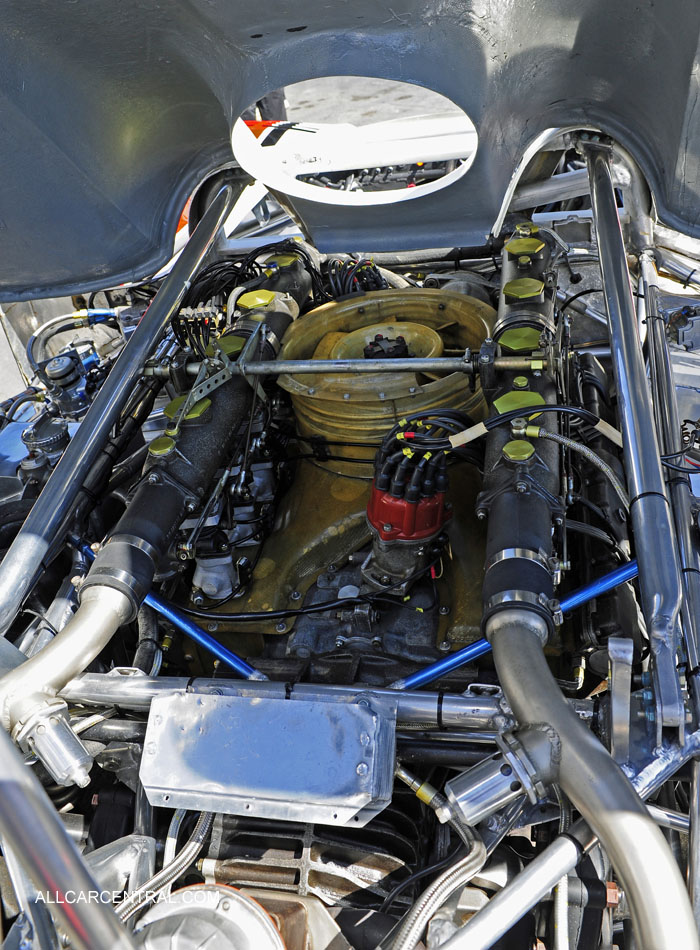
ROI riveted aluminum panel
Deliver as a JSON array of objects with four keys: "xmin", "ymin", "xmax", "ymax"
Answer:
[{"xmin": 140, "ymin": 692, "xmax": 396, "ymax": 826}]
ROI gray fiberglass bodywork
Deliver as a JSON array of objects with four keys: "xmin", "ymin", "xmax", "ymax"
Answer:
[{"xmin": 1, "ymin": 0, "xmax": 699, "ymax": 299}]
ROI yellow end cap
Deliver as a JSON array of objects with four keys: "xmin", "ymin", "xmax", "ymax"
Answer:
[
  {"xmin": 148, "ymin": 436, "xmax": 176, "ymax": 458},
  {"xmin": 498, "ymin": 327, "xmax": 542, "ymax": 352},
  {"xmin": 505, "ymin": 236, "xmax": 546, "ymax": 256},
  {"xmin": 503, "ymin": 439, "xmax": 535, "ymax": 462},
  {"xmin": 503, "ymin": 277, "xmax": 545, "ymax": 301},
  {"xmin": 492, "ymin": 390, "xmax": 546, "ymax": 415},
  {"xmin": 237, "ymin": 289, "xmax": 277, "ymax": 311},
  {"xmin": 163, "ymin": 394, "xmax": 212, "ymax": 422}
]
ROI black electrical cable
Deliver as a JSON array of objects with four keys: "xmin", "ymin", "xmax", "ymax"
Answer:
[
  {"xmin": 485, "ymin": 404, "xmax": 599, "ymax": 432},
  {"xmin": 565, "ymin": 519, "xmax": 629, "ymax": 560},
  {"xmin": 177, "ymin": 558, "xmax": 441, "ymax": 622},
  {"xmin": 661, "ymin": 458, "xmax": 700, "ymax": 474},
  {"xmin": 379, "ymin": 844, "xmax": 466, "ymax": 914},
  {"xmin": 559, "ymin": 287, "xmax": 603, "ymax": 312},
  {"xmin": 378, "ymin": 407, "xmax": 601, "ymax": 458},
  {"xmin": 285, "ymin": 453, "xmax": 373, "ymax": 464}
]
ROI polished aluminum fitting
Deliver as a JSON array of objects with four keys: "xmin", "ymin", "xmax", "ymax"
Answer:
[
  {"xmin": 444, "ymin": 732, "xmax": 541, "ymax": 826},
  {"xmin": 13, "ymin": 699, "xmax": 92, "ymax": 787}
]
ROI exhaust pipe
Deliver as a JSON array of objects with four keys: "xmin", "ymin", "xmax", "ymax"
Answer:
[{"xmin": 486, "ymin": 609, "xmax": 698, "ymax": 949}]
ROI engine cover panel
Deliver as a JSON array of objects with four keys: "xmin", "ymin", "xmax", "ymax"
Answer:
[{"xmin": 140, "ymin": 692, "xmax": 397, "ymax": 826}]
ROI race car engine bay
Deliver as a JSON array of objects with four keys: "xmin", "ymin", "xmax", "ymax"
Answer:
[{"xmin": 2, "ymin": 137, "xmax": 700, "ymax": 950}]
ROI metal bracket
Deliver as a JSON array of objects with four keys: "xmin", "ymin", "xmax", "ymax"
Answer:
[
  {"xmin": 608, "ymin": 636, "xmax": 634, "ymax": 764},
  {"xmin": 169, "ymin": 322, "xmax": 268, "ymax": 435},
  {"xmin": 235, "ymin": 322, "xmax": 268, "ymax": 404}
]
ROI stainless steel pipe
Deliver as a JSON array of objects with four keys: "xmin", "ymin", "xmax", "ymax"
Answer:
[
  {"xmin": 0, "ymin": 725, "xmax": 135, "ymax": 949},
  {"xmin": 642, "ymin": 252, "xmax": 700, "ymax": 699},
  {"xmin": 0, "ymin": 587, "xmax": 132, "ymax": 732},
  {"xmin": 443, "ymin": 729, "xmax": 700, "ymax": 949},
  {"xmin": 60, "ymin": 673, "xmax": 517, "ymax": 732},
  {"xmin": 441, "ymin": 823, "xmax": 593, "ymax": 950},
  {"xmin": 485, "ymin": 611, "xmax": 698, "ymax": 950},
  {"xmin": 146, "ymin": 354, "xmax": 542, "ymax": 377},
  {"xmin": 690, "ymin": 760, "xmax": 700, "ymax": 928},
  {"xmin": 510, "ymin": 168, "xmax": 591, "ymax": 211},
  {"xmin": 585, "ymin": 141, "xmax": 684, "ymax": 728},
  {"xmin": 0, "ymin": 185, "xmax": 235, "ymax": 635},
  {"xmin": 657, "ymin": 246, "xmax": 700, "ymax": 291}
]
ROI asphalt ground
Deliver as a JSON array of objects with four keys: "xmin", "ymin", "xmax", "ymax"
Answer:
[{"xmin": 285, "ymin": 76, "xmax": 462, "ymax": 124}]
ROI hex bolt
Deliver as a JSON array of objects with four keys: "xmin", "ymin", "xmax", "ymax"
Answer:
[
  {"xmin": 291, "ymin": 590, "xmax": 302, "ymax": 601},
  {"xmin": 207, "ymin": 622, "xmax": 219, "ymax": 633},
  {"xmin": 356, "ymin": 762, "xmax": 369, "ymax": 776},
  {"xmin": 476, "ymin": 508, "xmax": 487, "ymax": 520},
  {"xmin": 515, "ymin": 481, "xmax": 528, "ymax": 493},
  {"xmin": 383, "ymin": 523, "xmax": 393, "ymax": 532},
  {"xmin": 335, "ymin": 637, "xmax": 345, "ymax": 648},
  {"xmin": 192, "ymin": 592, "xmax": 204, "ymax": 606},
  {"xmin": 275, "ymin": 621, "xmax": 287, "ymax": 633},
  {"xmin": 439, "ymin": 605, "xmax": 450, "ymax": 615},
  {"xmin": 439, "ymin": 640, "xmax": 451, "ymax": 652},
  {"xmin": 343, "ymin": 393, "xmax": 351, "ymax": 400}
]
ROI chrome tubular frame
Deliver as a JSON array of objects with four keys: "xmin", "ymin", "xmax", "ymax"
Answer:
[
  {"xmin": 0, "ymin": 185, "xmax": 235, "ymax": 635},
  {"xmin": 584, "ymin": 141, "xmax": 685, "ymax": 731}
]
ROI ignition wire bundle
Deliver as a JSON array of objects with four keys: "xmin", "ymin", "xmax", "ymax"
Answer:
[{"xmin": 327, "ymin": 257, "xmax": 389, "ymax": 296}]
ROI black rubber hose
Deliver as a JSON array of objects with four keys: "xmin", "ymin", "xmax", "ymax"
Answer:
[
  {"xmin": 132, "ymin": 604, "xmax": 159, "ymax": 674},
  {"xmin": 72, "ymin": 376, "xmax": 163, "ymax": 526},
  {"xmin": 82, "ymin": 373, "xmax": 254, "ymax": 614}
]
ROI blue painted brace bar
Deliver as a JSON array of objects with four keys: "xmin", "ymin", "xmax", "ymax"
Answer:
[
  {"xmin": 70, "ymin": 537, "xmax": 267, "ymax": 681},
  {"xmin": 391, "ymin": 558, "xmax": 639, "ymax": 691}
]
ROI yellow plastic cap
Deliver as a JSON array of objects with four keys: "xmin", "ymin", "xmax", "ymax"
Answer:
[
  {"xmin": 237, "ymin": 289, "xmax": 277, "ymax": 311},
  {"xmin": 503, "ymin": 278, "xmax": 545, "ymax": 301}
]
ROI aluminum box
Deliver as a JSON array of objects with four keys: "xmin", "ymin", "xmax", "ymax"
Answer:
[{"xmin": 140, "ymin": 691, "xmax": 396, "ymax": 826}]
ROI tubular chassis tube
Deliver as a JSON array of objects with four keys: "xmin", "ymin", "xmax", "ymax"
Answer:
[{"xmin": 0, "ymin": 185, "xmax": 235, "ymax": 635}]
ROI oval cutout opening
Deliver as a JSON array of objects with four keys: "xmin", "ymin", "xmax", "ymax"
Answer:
[{"xmin": 232, "ymin": 77, "xmax": 477, "ymax": 208}]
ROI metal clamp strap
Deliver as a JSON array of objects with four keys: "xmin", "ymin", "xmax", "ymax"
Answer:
[{"xmin": 485, "ymin": 547, "xmax": 552, "ymax": 574}]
